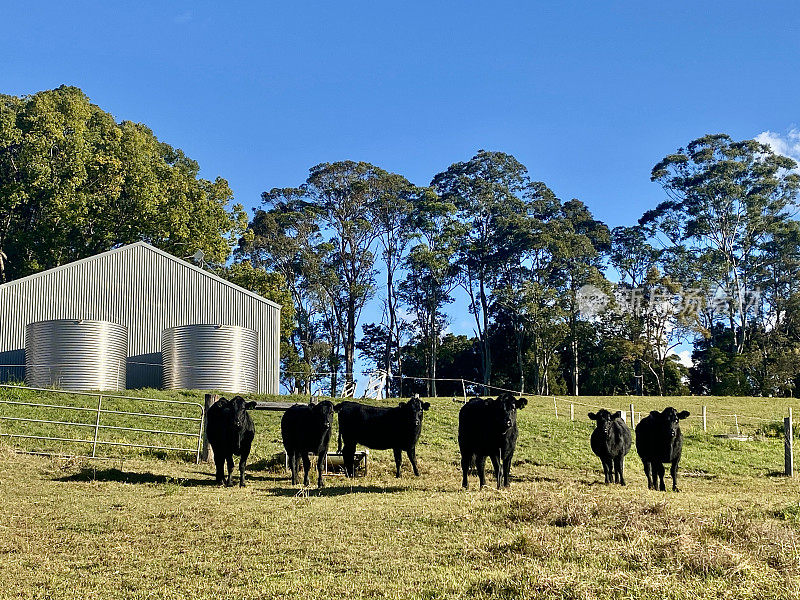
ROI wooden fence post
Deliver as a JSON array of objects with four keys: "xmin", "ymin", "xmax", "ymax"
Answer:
[
  {"xmin": 201, "ymin": 393, "xmax": 220, "ymax": 463},
  {"xmin": 629, "ymin": 403, "xmax": 635, "ymax": 428},
  {"xmin": 570, "ymin": 403, "xmax": 574, "ymax": 421},
  {"xmin": 702, "ymin": 405, "xmax": 707, "ymax": 433},
  {"xmin": 786, "ymin": 407, "xmax": 794, "ymax": 478},
  {"xmin": 620, "ymin": 410, "xmax": 627, "ymax": 423},
  {"xmin": 553, "ymin": 396, "xmax": 558, "ymax": 419}
]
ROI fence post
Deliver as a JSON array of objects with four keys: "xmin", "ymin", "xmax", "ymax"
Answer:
[
  {"xmin": 629, "ymin": 403, "xmax": 635, "ymax": 427},
  {"xmin": 702, "ymin": 405, "xmax": 707, "ymax": 433},
  {"xmin": 92, "ymin": 394, "xmax": 103, "ymax": 458},
  {"xmin": 461, "ymin": 379, "xmax": 467, "ymax": 404},
  {"xmin": 786, "ymin": 408, "xmax": 794, "ymax": 478},
  {"xmin": 734, "ymin": 414, "xmax": 739, "ymax": 436},
  {"xmin": 201, "ymin": 393, "xmax": 219, "ymax": 463},
  {"xmin": 553, "ymin": 396, "xmax": 558, "ymax": 419},
  {"xmin": 620, "ymin": 410, "xmax": 627, "ymax": 423},
  {"xmin": 570, "ymin": 403, "xmax": 574, "ymax": 421}
]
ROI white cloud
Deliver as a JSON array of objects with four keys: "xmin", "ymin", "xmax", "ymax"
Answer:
[
  {"xmin": 756, "ymin": 128, "xmax": 800, "ymax": 163},
  {"xmin": 677, "ymin": 350, "xmax": 693, "ymax": 368}
]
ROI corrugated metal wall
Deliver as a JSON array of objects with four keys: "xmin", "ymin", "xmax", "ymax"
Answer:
[{"xmin": 0, "ymin": 243, "xmax": 281, "ymax": 393}]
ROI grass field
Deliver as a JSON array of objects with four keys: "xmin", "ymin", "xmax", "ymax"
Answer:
[{"xmin": 0, "ymin": 389, "xmax": 799, "ymax": 599}]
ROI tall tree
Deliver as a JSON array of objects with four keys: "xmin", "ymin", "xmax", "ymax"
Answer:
[
  {"xmin": 262, "ymin": 161, "xmax": 404, "ymax": 388},
  {"xmin": 0, "ymin": 86, "xmax": 246, "ymax": 282},
  {"xmin": 368, "ymin": 174, "xmax": 418, "ymax": 389},
  {"xmin": 645, "ymin": 134, "xmax": 800, "ymax": 355},
  {"xmin": 556, "ymin": 199, "xmax": 611, "ymax": 395},
  {"xmin": 399, "ymin": 189, "xmax": 459, "ymax": 397},
  {"xmin": 431, "ymin": 150, "xmax": 532, "ymax": 391}
]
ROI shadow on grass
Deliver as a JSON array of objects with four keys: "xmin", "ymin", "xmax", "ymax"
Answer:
[
  {"xmin": 57, "ymin": 467, "xmax": 217, "ymax": 487},
  {"xmin": 266, "ymin": 484, "xmax": 407, "ymax": 497}
]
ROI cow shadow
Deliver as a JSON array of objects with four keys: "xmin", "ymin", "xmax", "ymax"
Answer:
[
  {"xmin": 267, "ymin": 483, "xmax": 407, "ymax": 497},
  {"xmin": 57, "ymin": 467, "xmax": 216, "ymax": 487}
]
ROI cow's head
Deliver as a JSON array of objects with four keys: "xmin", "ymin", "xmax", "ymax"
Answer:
[
  {"xmin": 496, "ymin": 392, "xmax": 527, "ymax": 432},
  {"xmin": 649, "ymin": 407, "xmax": 690, "ymax": 438},
  {"xmin": 588, "ymin": 408, "xmax": 623, "ymax": 434},
  {"xmin": 399, "ymin": 394, "xmax": 431, "ymax": 427},
  {"xmin": 312, "ymin": 400, "xmax": 336, "ymax": 432},
  {"xmin": 230, "ymin": 395, "xmax": 257, "ymax": 429}
]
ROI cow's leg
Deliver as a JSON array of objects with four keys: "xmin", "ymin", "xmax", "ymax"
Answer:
[
  {"xmin": 239, "ymin": 446, "xmax": 250, "ymax": 487},
  {"xmin": 615, "ymin": 455, "xmax": 625, "ymax": 486},
  {"xmin": 642, "ymin": 459, "xmax": 653, "ymax": 489},
  {"xmin": 602, "ymin": 458, "xmax": 612, "ymax": 484},
  {"xmin": 213, "ymin": 453, "xmax": 226, "ymax": 486},
  {"xmin": 407, "ymin": 447, "xmax": 420, "ymax": 476},
  {"xmin": 316, "ymin": 452, "xmax": 326, "ymax": 488},
  {"xmin": 502, "ymin": 451, "xmax": 513, "ymax": 488},
  {"xmin": 476, "ymin": 455, "xmax": 487, "ymax": 488},
  {"xmin": 342, "ymin": 442, "xmax": 357, "ymax": 478},
  {"xmin": 225, "ymin": 456, "xmax": 234, "ymax": 487},
  {"xmin": 393, "ymin": 448, "xmax": 403, "ymax": 478},
  {"xmin": 289, "ymin": 451, "xmax": 299, "ymax": 485},
  {"xmin": 460, "ymin": 451, "xmax": 471, "ymax": 489},
  {"xmin": 301, "ymin": 452, "xmax": 311, "ymax": 487},
  {"xmin": 489, "ymin": 453, "xmax": 502, "ymax": 489},
  {"xmin": 670, "ymin": 459, "xmax": 680, "ymax": 492},
  {"xmin": 656, "ymin": 463, "xmax": 666, "ymax": 491}
]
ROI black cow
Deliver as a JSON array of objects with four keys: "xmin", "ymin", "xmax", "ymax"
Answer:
[
  {"xmin": 588, "ymin": 409, "xmax": 632, "ymax": 485},
  {"xmin": 336, "ymin": 395, "xmax": 431, "ymax": 478},
  {"xmin": 458, "ymin": 392, "xmax": 528, "ymax": 489},
  {"xmin": 635, "ymin": 407, "xmax": 690, "ymax": 492},
  {"xmin": 205, "ymin": 395, "xmax": 257, "ymax": 487},
  {"xmin": 281, "ymin": 400, "xmax": 339, "ymax": 488}
]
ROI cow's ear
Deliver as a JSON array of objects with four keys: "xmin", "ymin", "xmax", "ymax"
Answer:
[
  {"xmin": 398, "ymin": 401, "xmax": 406, "ymax": 407},
  {"xmin": 245, "ymin": 401, "xmax": 257, "ymax": 410},
  {"xmin": 422, "ymin": 402, "xmax": 431, "ymax": 411},
  {"xmin": 612, "ymin": 411, "xmax": 622, "ymax": 420},
  {"xmin": 678, "ymin": 410, "xmax": 690, "ymax": 420},
  {"xmin": 588, "ymin": 412, "xmax": 597, "ymax": 420},
  {"xmin": 650, "ymin": 410, "xmax": 660, "ymax": 418},
  {"xmin": 515, "ymin": 398, "xmax": 527, "ymax": 409}
]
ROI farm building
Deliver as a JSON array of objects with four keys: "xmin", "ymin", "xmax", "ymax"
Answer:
[{"xmin": 0, "ymin": 242, "xmax": 281, "ymax": 393}]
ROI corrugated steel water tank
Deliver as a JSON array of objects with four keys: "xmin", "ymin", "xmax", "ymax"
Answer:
[
  {"xmin": 25, "ymin": 319, "xmax": 128, "ymax": 390},
  {"xmin": 161, "ymin": 324, "xmax": 258, "ymax": 393}
]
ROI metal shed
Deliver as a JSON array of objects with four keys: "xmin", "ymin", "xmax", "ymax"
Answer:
[{"xmin": 0, "ymin": 242, "xmax": 281, "ymax": 393}]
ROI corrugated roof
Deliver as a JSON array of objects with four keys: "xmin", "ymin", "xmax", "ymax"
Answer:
[{"xmin": 0, "ymin": 241, "xmax": 282, "ymax": 310}]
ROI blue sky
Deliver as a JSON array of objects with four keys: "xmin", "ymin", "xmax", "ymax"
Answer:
[{"xmin": 3, "ymin": 2, "xmax": 800, "ymax": 385}]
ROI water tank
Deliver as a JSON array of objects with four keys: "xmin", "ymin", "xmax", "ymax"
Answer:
[
  {"xmin": 161, "ymin": 324, "xmax": 258, "ymax": 393},
  {"xmin": 25, "ymin": 319, "xmax": 128, "ymax": 391}
]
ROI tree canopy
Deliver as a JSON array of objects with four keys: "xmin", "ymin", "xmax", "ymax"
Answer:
[{"xmin": 0, "ymin": 86, "xmax": 247, "ymax": 282}]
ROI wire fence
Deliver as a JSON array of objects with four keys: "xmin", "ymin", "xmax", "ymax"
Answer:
[{"xmin": 0, "ymin": 384, "xmax": 205, "ymax": 462}]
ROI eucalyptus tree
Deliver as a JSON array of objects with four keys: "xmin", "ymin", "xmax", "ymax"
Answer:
[
  {"xmin": 262, "ymin": 161, "xmax": 407, "ymax": 389},
  {"xmin": 368, "ymin": 174, "xmax": 419, "ymax": 388},
  {"xmin": 555, "ymin": 199, "xmax": 611, "ymax": 395},
  {"xmin": 431, "ymin": 150, "xmax": 532, "ymax": 391},
  {"xmin": 644, "ymin": 134, "xmax": 800, "ymax": 355},
  {"xmin": 399, "ymin": 190, "xmax": 459, "ymax": 397},
  {"xmin": 0, "ymin": 86, "xmax": 246, "ymax": 283},
  {"xmin": 237, "ymin": 198, "xmax": 329, "ymax": 393}
]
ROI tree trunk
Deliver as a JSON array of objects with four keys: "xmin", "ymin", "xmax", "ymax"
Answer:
[{"xmin": 345, "ymin": 298, "xmax": 356, "ymax": 386}]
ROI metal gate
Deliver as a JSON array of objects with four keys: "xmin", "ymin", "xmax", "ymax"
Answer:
[{"xmin": 0, "ymin": 384, "xmax": 204, "ymax": 462}]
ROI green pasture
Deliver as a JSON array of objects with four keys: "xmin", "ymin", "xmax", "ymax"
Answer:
[{"xmin": 0, "ymin": 388, "xmax": 798, "ymax": 599}]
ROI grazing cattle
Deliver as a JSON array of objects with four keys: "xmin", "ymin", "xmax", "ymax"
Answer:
[
  {"xmin": 336, "ymin": 395, "xmax": 431, "ymax": 478},
  {"xmin": 635, "ymin": 407, "xmax": 690, "ymax": 492},
  {"xmin": 588, "ymin": 409, "xmax": 632, "ymax": 485},
  {"xmin": 205, "ymin": 395, "xmax": 257, "ymax": 487},
  {"xmin": 458, "ymin": 392, "xmax": 528, "ymax": 489},
  {"xmin": 281, "ymin": 400, "xmax": 339, "ymax": 487}
]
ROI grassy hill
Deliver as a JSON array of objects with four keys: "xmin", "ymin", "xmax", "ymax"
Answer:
[{"xmin": 0, "ymin": 389, "xmax": 798, "ymax": 599}]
